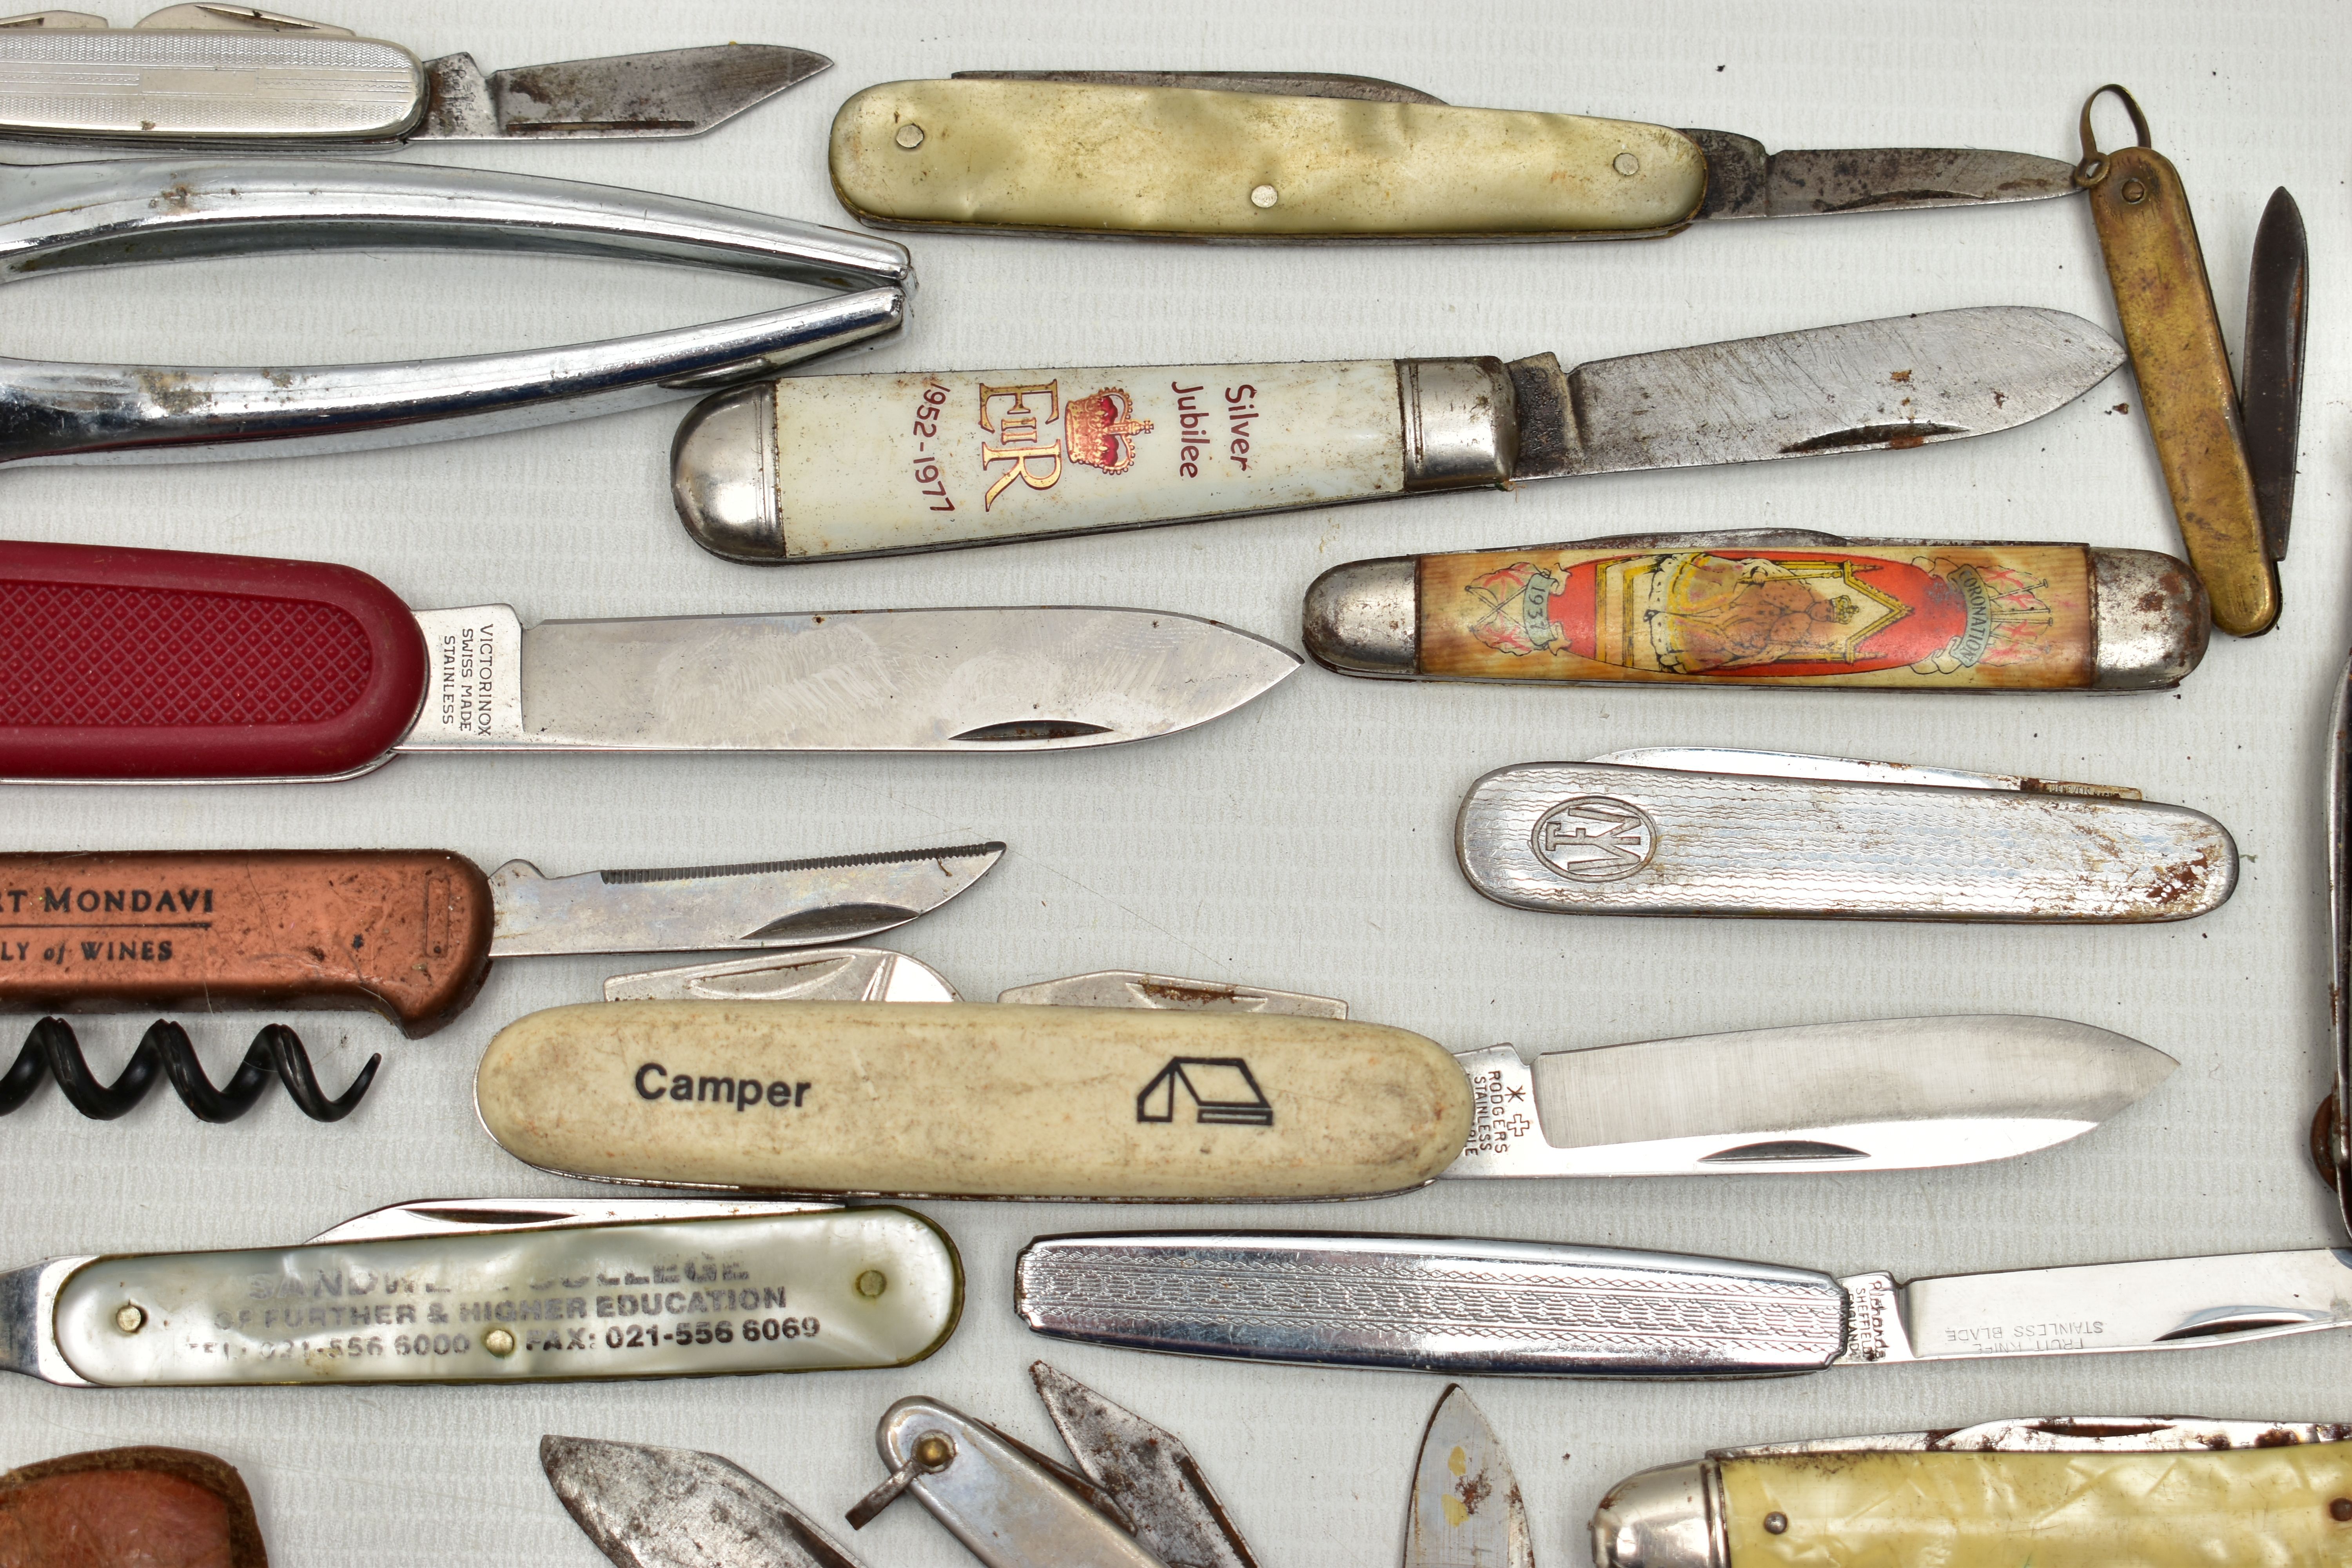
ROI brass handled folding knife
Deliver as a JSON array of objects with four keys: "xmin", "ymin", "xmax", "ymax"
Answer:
[
  {"xmin": 828, "ymin": 72, "xmax": 2078, "ymax": 241},
  {"xmin": 473, "ymin": 947, "xmax": 2173, "ymax": 1200},
  {"xmin": 0, "ymin": 6, "xmax": 828, "ymax": 146}
]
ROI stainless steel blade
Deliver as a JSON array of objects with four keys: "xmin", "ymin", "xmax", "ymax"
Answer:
[
  {"xmin": 399, "ymin": 608, "xmax": 1297, "ymax": 753},
  {"xmin": 603, "ymin": 947, "xmax": 962, "ymax": 1004},
  {"xmin": 1762, "ymin": 148, "xmax": 2080, "ymax": 217},
  {"xmin": 485, "ymin": 843, "xmax": 1003, "ymax": 958},
  {"xmin": 423, "ymin": 45, "xmax": 830, "ymax": 140},
  {"xmin": 1033, "ymin": 1361, "xmax": 1260, "ymax": 1568},
  {"xmin": 1837, "ymin": 1249, "xmax": 2352, "ymax": 1365},
  {"xmin": 1439, "ymin": 1016, "xmax": 2176, "ymax": 1177},
  {"xmin": 1404, "ymin": 1386, "xmax": 1532, "ymax": 1568},
  {"xmin": 999, "ymin": 971, "xmax": 1349, "ymax": 1017},
  {"xmin": 1524, "ymin": 307, "xmax": 2123, "ymax": 480},
  {"xmin": 540, "ymin": 1436, "xmax": 866, "ymax": 1568}
]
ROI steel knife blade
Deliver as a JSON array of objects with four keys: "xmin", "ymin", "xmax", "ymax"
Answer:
[
  {"xmin": 2242, "ymin": 187, "xmax": 2308, "ymax": 561},
  {"xmin": 421, "ymin": 44, "xmax": 830, "ymax": 142},
  {"xmin": 1014, "ymin": 1234, "xmax": 2352, "ymax": 1378},
  {"xmin": 1033, "ymin": 1359, "xmax": 1259, "ymax": 1568},
  {"xmin": 1405, "ymin": 1386, "xmax": 1532, "ymax": 1568},
  {"xmin": 671, "ymin": 309, "xmax": 2125, "ymax": 563},
  {"xmin": 541, "ymin": 1435, "xmax": 867, "ymax": 1568}
]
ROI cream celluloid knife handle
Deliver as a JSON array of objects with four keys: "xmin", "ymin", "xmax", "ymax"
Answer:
[
  {"xmin": 475, "ymin": 1002, "xmax": 1473, "ymax": 1200},
  {"xmin": 830, "ymin": 78, "xmax": 1707, "ymax": 239},
  {"xmin": 1715, "ymin": 1447, "xmax": 2352, "ymax": 1565}
]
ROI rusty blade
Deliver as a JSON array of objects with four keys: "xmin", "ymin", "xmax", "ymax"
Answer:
[
  {"xmin": 1031, "ymin": 1361, "xmax": 1259, "ymax": 1568},
  {"xmin": 2243, "ymin": 188, "xmax": 2308, "ymax": 561},
  {"xmin": 1403, "ymin": 1387, "xmax": 1532, "ymax": 1568}
]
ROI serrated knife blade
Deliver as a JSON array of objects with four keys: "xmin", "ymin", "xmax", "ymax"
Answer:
[{"xmin": 1405, "ymin": 1386, "xmax": 1532, "ymax": 1568}]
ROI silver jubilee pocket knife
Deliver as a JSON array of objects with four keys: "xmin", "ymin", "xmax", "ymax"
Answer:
[
  {"xmin": 666, "ymin": 308, "xmax": 2122, "ymax": 563},
  {"xmin": 1305, "ymin": 530, "xmax": 2209, "ymax": 693},
  {"xmin": 1457, "ymin": 748, "xmax": 2237, "ymax": 922},
  {"xmin": 472, "ymin": 947, "xmax": 2174, "ymax": 1200},
  {"xmin": 0, "ymin": 1197, "xmax": 962, "ymax": 1388},
  {"xmin": 1591, "ymin": 1417, "xmax": 2352, "ymax": 1568},
  {"xmin": 826, "ymin": 72, "xmax": 2079, "ymax": 242},
  {"xmin": 0, "ymin": 6, "xmax": 828, "ymax": 147},
  {"xmin": 541, "ymin": 1361, "xmax": 1258, "ymax": 1568}
]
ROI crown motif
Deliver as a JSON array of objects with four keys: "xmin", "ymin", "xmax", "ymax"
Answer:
[{"xmin": 1064, "ymin": 388, "xmax": 1154, "ymax": 474}]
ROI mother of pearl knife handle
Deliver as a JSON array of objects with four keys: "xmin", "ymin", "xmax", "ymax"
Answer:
[
  {"xmin": 672, "ymin": 359, "xmax": 1513, "ymax": 562},
  {"xmin": 0, "ymin": 1206, "xmax": 958, "ymax": 1386},
  {"xmin": 829, "ymin": 78, "xmax": 1707, "ymax": 240},
  {"xmin": 475, "ymin": 1002, "xmax": 1472, "ymax": 1200}
]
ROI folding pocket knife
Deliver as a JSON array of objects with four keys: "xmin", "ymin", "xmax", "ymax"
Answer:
[
  {"xmin": 0, "ymin": 6, "xmax": 827, "ymax": 147},
  {"xmin": 473, "ymin": 946, "xmax": 2173, "ymax": 1200},
  {"xmin": 828, "ymin": 72, "xmax": 2079, "ymax": 241},
  {"xmin": 1307, "ymin": 531, "xmax": 2207, "ymax": 692},
  {"xmin": 0, "ymin": 1197, "xmax": 961, "ymax": 1387},
  {"xmin": 670, "ymin": 308, "xmax": 2122, "ymax": 563},
  {"xmin": 1592, "ymin": 1417, "xmax": 2352, "ymax": 1568},
  {"xmin": 1457, "ymin": 748, "xmax": 2236, "ymax": 922},
  {"xmin": 541, "ymin": 1361, "xmax": 1256, "ymax": 1568}
]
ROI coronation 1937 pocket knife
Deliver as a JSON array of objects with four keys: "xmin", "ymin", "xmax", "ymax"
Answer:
[
  {"xmin": 1306, "ymin": 531, "xmax": 2207, "ymax": 692},
  {"xmin": 0, "ymin": 1197, "xmax": 961, "ymax": 1389},
  {"xmin": 1458, "ymin": 749, "xmax": 2236, "ymax": 922},
  {"xmin": 826, "ymin": 73, "xmax": 2078, "ymax": 241},
  {"xmin": 0, "ymin": 844, "xmax": 999, "ymax": 1044},
  {"xmin": 0, "ymin": 6, "xmax": 827, "ymax": 147},
  {"xmin": 470, "ymin": 947, "xmax": 2173, "ymax": 1200},
  {"xmin": 1591, "ymin": 1417, "xmax": 2352, "ymax": 1568},
  {"xmin": 668, "ymin": 309, "xmax": 2122, "ymax": 563},
  {"xmin": 0, "ymin": 541, "xmax": 1298, "ymax": 782}
]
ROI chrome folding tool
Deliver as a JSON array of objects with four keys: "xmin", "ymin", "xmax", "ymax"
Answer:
[
  {"xmin": 0, "ymin": 156, "xmax": 908, "ymax": 466},
  {"xmin": 476, "ymin": 948, "xmax": 2174, "ymax": 1199},
  {"xmin": 0, "ymin": 6, "xmax": 826, "ymax": 147}
]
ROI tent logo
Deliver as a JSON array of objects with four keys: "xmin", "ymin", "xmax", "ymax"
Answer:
[{"xmin": 1136, "ymin": 1058, "xmax": 1273, "ymax": 1127}]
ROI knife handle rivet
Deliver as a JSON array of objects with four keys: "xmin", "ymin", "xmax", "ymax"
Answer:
[
  {"xmin": 2330, "ymin": 1498, "xmax": 2352, "ymax": 1523},
  {"xmin": 846, "ymin": 1431, "xmax": 958, "ymax": 1530},
  {"xmin": 1250, "ymin": 183, "xmax": 1279, "ymax": 209},
  {"xmin": 856, "ymin": 1269, "xmax": 889, "ymax": 1298},
  {"xmin": 1764, "ymin": 1512, "xmax": 1788, "ymax": 1534},
  {"xmin": 1613, "ymin": 152, "xmax": 1640, "ymax": 176},
  {"xmin": 483, "ymin": 1327, "xmax": 517, "ymax": 1357},
  {"xmin": 2121, "ymin": 177, "xmax": 2148, "ymax": 204},
  {"xmin": 895, "ymin": 123, "xmax": 926, "ymax": 150},
  {"xmin": 114, "ymin": 1303, "xmax": 145, "ymax": 1334}
]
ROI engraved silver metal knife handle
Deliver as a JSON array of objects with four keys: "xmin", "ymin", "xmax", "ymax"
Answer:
[
  {"xmin": 0, "ymin": 157, "xmax": 913, "ymax": 465},
  {"xmin": 1014, "ymin": 1232, "xmax": 1848, "ymax": 1377}
]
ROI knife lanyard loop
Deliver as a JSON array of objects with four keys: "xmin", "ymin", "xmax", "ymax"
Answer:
[{"xmin": 2071, "ymin": 83, "xmax": 2152, "ymax": 187}]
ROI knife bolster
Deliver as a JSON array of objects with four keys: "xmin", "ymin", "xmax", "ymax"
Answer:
[{"xmin": 1399, "ymin": 358, "xmax": 1517, "ymax": 490}]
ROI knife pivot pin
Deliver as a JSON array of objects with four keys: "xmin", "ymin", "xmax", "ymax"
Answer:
[
  {"xmin": 0, "ymin": 1017, "xmax": 378, "ymax": 1123},
  {"xmin": 846, "ymin": 1430, "xmax": 957, "ymax": 1529}
]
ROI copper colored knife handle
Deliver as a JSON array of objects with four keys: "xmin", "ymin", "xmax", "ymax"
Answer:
[
  {"xmin": 2078, "ymin": 91, "xmax": 2276, "ymax": 637},
  {"xmin": 0, "ymin": 851, "xmax": 493, "ymax": 1037}
]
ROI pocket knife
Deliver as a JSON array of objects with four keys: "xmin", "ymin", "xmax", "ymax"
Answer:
[
  {"xmin": 827, "ymin": 72, "xmax": 2078, "ymax": 241},
  {"xmin": 0, "ymin": 6, "xmax": 826, "ymax": 147},
  {"xmin": 669, "ymin": 308, "xmax": 2121, "ymax": 563},
  {"xmin": 473, "ymin": 946, "xmax": 2172, "ymax": 1200},
  {"xmin": 0, "ymin": 541, "xmax": 1298, "ymax": 782},
  {"xmin": 0, "ymin": 844, "xmax": 998, "ymax": 1041},
  {"xmin": 1457, "ymin": 748, "xmax": 2236, "ymax": 922},
  {"xmin": 541, "ymin": 1361, "xmax": 1255, "ymax": 1568},
  {"xmin": 0, "ymin": 1196, "xmax": 961, "ymax": 1388},
  {"xmin": 1593, "ymin": 1416, "xmax": 2352, "ymax": 1568},
  {"xmin": 1016, "ymin": 1230, "xmax": 2352, "ymax": 1379},
  {"xmin": 1307, "ymin": 531, "xmax": 2207, "ymax": 692}
]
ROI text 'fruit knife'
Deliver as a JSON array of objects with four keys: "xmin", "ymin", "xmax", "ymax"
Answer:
[
  {"xmin": 669, "ymin": 309, "xmax": 2122, "ymax": 563},
  {"xmin": 0, "ymin": 6, "xmax": 828, "ymax": 146},
  {"xmin": 473, "ymin": 948, "xmax": 2172, "ymax": 1199},
  {"xmin": 0, "ymin": 542, "xmax": 1298, "ymax": 782}
]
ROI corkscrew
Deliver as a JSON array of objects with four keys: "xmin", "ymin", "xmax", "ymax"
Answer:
[{"xmin": 0, "ymin": 1018, "xmax": 377, "ymax": 1123}]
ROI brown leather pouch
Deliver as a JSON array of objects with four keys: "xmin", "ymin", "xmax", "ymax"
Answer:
[{"xmin": 0, "ymin": 1447, "xmax": 265, "ymax": 1568}]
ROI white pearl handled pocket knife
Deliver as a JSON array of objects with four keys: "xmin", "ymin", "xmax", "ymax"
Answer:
[
  {"xmin": 0, "ymin": 7, "xmax": 829, "ymax": 147},
  {"xmin": 471, "ymin": 947, "xmax": 2174, "ymax": 1200},
  {"xmin": 1458, "ymin": 748, "xmax": 2237, "ymax": 922},
  {"xmin": 0, "ymin": 1196, "xmax": 961, "ymax": 1388}
]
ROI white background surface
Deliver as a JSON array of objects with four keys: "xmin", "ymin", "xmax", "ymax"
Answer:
[{"xmin": 0, "ymin": 2, "xmax": 2344, "ymax": 1562}]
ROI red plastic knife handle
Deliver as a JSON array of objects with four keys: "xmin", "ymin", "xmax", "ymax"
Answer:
[{"xmin": 0, "ymin": 541, "xmax": 427, "ymax": 780}]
